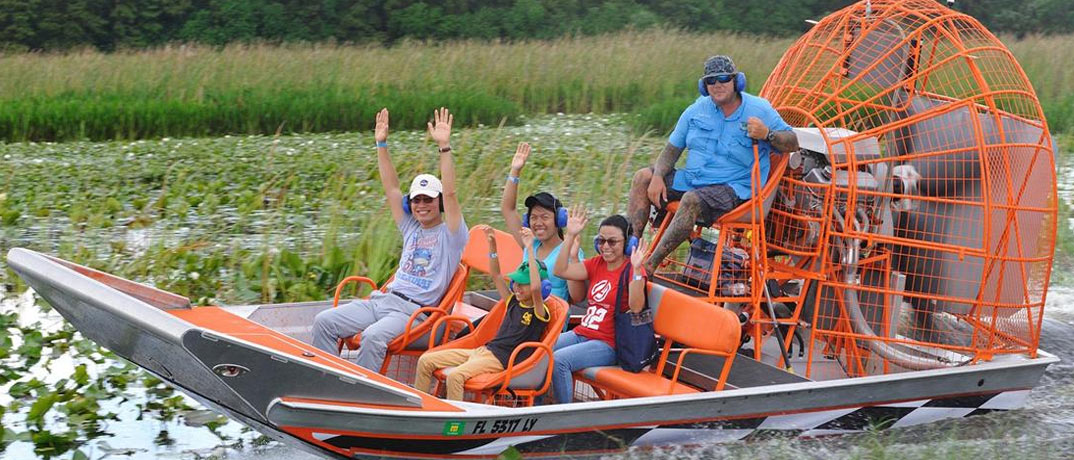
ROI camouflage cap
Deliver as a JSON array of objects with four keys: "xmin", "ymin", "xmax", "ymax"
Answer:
[{"xmin": 703, "ymin": 55, "xmax": 738, "ymax": 77}]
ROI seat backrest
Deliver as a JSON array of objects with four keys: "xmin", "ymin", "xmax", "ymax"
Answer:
[
  {"xmin": 650, "ymin": 284, "xmax": 740, "ymax": 355},
  {"xmin": 461, "ymin": 227, "xmax": 524, "ymax": 275},
  {"xmin": 721, "ymin": 153, "xmax": 789, "ymax": 224}
]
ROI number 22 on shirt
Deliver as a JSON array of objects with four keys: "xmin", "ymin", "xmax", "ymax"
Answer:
[{"xmin": 580, "ymin": 306, "xmax": 608, "ymax": 330}]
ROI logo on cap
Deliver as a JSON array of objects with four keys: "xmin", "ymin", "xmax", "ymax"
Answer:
[{"xmin": 420, "ymin": 179, "xmax": 428, "ymax": 186}]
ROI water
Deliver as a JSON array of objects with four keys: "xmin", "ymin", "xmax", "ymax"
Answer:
[{"xmin": 1, "ymin": 120, "xmax": 1072, "ymax": 459}]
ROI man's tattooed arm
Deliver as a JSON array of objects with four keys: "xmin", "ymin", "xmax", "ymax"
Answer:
[
  {"xmin": 770, "ymin": 130, "xmax": 799, "ymax": 154},
  {"xmin": 652, "ymin": 143, "xmax": 685, "ymax": 177}
]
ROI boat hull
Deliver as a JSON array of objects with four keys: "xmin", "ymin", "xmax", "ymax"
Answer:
[{"xmin": 7, "ymin": 248, "xmax": 1056, "ymax": 459}]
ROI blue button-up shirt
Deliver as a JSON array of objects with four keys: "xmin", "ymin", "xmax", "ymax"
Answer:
[{"xmin": 668, "ymin": 93, "xmax": 791, "ymax": 200}]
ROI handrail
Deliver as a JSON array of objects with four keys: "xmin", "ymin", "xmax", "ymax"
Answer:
[
  {"xmin": 498, "ymin": 341, "xmax": 555, "ymax": 397},
  {"xmin": 426, "ymin": 315, "xmax": 476, "ymax": 350},
  {"xmin": 332, "ymin": 276, "xmax": 378, "ymax": 308}
]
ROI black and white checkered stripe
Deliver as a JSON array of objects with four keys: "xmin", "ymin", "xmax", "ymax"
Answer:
[{"xmin": 320, "ymin": 389, "xmax": 1028, "ymax": 457}]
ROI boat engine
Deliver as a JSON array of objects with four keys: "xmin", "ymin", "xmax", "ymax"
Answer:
[{"xmin": 760, "ymin": 0, "xmax": 1056, "ymax": 373}]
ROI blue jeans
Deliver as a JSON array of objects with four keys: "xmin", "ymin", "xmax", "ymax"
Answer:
[{"xmin": 551, "ymin": 331, "xmax": 616, "ymax": 404}]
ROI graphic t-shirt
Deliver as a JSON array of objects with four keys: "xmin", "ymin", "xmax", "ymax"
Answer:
[
  {"xmin": 574, "ymin": 256, "xmax": 631, "ymax": 348},
  {"xmin": 486, "ymin": 294, "xmax": 551, "ymax": 368},
  {"xmin": 386, "ymin": 214, "xmax": 469, "ymax": 306}
]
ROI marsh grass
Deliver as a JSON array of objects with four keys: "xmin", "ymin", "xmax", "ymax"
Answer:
[
  {"xmin": 0, "ymin": 30, "xmax": 791, "ymax": 141},
  {"xmin": 3, "ymin": 30, "xmax": 1072, "ymax": 141}
]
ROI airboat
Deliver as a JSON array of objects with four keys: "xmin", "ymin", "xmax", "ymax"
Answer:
[{"xmin": 7, "ymin": 0, "xmax": 1060, "ymax": 458}]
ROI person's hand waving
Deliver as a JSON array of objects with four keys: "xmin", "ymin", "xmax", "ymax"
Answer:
[
  {"xmin": 375, "ymin": 108, "xmax": 389, "ymax": 143},
  {"xmin": 428, "ymin": 107, "xmax": 453, "ymax": 149},
  {"xmin": 565, "ymin": 205, "xmax": 588, "ymax": 237},
  {"xmin": 510, "ymin": 142, "xmax": 531, "ymax": 175},
  {"xmin": 482, "ymin": 225, "xmax": 498, "ymax": 254},
  {"xmin": 630, "ymin": 236, "xmax": 649, "ymax": 270}
]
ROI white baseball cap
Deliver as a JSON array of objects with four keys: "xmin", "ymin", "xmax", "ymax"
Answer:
[{"xmin": 409, "ymin": 174, "xmax": 443, "ymax": 199}]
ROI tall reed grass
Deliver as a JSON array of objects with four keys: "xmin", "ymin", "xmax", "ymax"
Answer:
[
  {"xmin": 0, "ymin": 30, "xmax": 790, "ymax": 141},
  {"xmin": 0, "ymin": 30, "xmax": 1071, "ymax": 141}
]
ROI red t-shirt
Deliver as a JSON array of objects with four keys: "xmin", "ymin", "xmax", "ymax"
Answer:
[{"xmin": 574, "ymin": 256, "xmax": 631, "ymax": 348}]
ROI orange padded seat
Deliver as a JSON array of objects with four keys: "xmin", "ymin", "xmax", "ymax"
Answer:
[
  {"xmin": 576, "ymin": 366, "xmax": 699, "ymax": 397},
  {"xmin": 429, "ymin": 296, "xmax": 569, "ymax": 406},
  {"xmin": 573, "ymin": 284, "xmax": 740, "ymax": 399}
]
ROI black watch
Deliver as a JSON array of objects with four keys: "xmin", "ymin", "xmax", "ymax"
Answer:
[{"xmin": 765, "ymin": 130, "xmax": 776, "ymax": 143}]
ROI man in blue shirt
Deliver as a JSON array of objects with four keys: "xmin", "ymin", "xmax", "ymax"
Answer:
[{"xmin": 627, "ymin": 55, "xmax": 799, "ymax": 274}]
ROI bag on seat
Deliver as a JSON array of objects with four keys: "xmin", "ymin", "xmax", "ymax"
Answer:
[{"xmin": 613, "ymin": 266, "xmax": 657, "ymax": 373}]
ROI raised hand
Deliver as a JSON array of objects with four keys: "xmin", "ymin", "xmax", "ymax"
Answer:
[
  {"xmin": 510, "ymin": 142, "xmax": 531, "ymax": 174},
  {"xmin": 427, "ymin": 107, "xmax": 453, "ymax": 148},
  {"xmin": 565, "ymin": 204, "xmax": 588, "ymax": 236},
  {"xmin": 520, "ymin": 227, "xmax": 535, "ymax": 248},
  {"xmin": 375, "ymin": 108, "xmax": 389, "ymax": 143},
  {"xmin": 481, "ymin": 225, "xmax": 498, "ymax": 253},
  {"xmin": 630, "ymin": 236, "xmax": 649, "ymax": 269}
]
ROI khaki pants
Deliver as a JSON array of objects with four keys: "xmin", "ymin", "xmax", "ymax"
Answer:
[{"xmin": 415, "ymin": 346, "xmax": 505, "ymax": 401}]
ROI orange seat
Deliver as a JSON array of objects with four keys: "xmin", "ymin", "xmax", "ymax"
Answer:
[
  {"xmin": 651, "ymin": 153, "xmax": 787, "ymax": 245},
  {"xmin": 429, "ymin": 296, "xmax": 568, "ymax": 406},
  {"xmin": 574, "ymin": 284, "xmax": 739, "ymax": 399},
  {"xmin": 647, "ymin": 153, "xmax": 796, "ymax": 364},
  {"xmin": 575, "ymin": 366, "xmax": 699, "ymax": 397},
  {"xmin": 333, "ymin": 226, "xmax": 524, "ymax": 377}
]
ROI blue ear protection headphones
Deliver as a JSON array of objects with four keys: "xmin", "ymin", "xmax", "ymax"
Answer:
[
  {"xmin": 522, "ymin": 194, "xmax": 568, "ymax": 229},
  {"xmin": 698, "ymin": 72, "xmax": 747, "ymax": 96},
  {"xmin": 402, "ymin": 195, "xmax": 444, "ymax": 215},
  {"xmin": 509, "ymin": 259, "xmax": 554, "ymax": 299},
  {"xmin": 593, "ymin": 217, "xmax": 639, "ymax": 256},
  {"xmin": 510, "ymin": 278, "xmax": 554, "ymax": 300},
  {"xmin": 522, "ymin": 206, "xmax": 568, "ymax": 228}
]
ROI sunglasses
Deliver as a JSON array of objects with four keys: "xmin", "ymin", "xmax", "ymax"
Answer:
[
  {"xmin": 410, "ymin": 195, "xmax": 436, "ymax": 204},
  {"xmin": 595, "ymin": 237, "xmax": 623, "ymax": 247},
  {"xmin": 703, "ymin": 74, "xmax": 735, "ymax": 85}
]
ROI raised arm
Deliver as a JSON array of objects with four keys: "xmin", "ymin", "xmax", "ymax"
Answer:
[
  {"xmin": 520, "ymin": 228, "xmax": 547, "ymax": 317},
  {"xmin": 483, "ymin": 225, "xmax": 511, "ymax": 300},
  {"xmin": 374, "ymin": 108, "xmax": 406, "ymax": 225},
  {"xmin": 554, "ymin": 205, "xmax": 589, "ymax": 282},
  {"xmin": 628, "ymin": 237, "xmax": 650, "ymax": 313},
  {"xmin": 428, "ymin": 107, "xmax": 463, "ymax": 233},
  {"xmin": 500, "ymin": 142, "xmax": 530, "ymax": 247},
  {"xmin": 566, "ymin": 233, "xmax": 586, "ymax": 303}
]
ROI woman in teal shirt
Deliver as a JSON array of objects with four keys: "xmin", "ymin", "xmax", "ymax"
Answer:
[{"xmin": 500, "ymin": 142, "xmax": 584, "ymax": 305}]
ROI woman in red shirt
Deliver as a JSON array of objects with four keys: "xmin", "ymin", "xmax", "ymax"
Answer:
[{"xmin": 551, "ymin": 205, "xmax": 647, "ymax": 404}]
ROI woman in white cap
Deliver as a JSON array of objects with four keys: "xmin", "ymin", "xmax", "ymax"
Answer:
[
  {"xmin": 500, "ymin": 142, "xmax": 585, "ymax": 307},
  {"xmin": 312, "ymin": 107, "xmax": 469, "ymax": 372}
]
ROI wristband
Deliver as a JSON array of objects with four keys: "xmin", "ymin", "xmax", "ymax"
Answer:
[
  {"xmin": 507, "ymin": 175, "xmax": 520, "ymax": 185},
  {"xmin": 438, "ymin": 145, "xmax": 452, "ymax": 153},
  {"xmin": 633, "ymin": 274, "xmax": 645, "ymax": 282},
  {"xmin": 376, "ymin": 141, "xmax": 388, "ymax": 148}
]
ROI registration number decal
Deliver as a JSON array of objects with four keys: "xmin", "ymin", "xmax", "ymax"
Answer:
[{"xmin": 471, "ymin": 417, "xmax": 539, "ymax": 434}]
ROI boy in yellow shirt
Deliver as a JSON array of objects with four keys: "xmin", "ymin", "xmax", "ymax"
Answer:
[{"xmin": 414, "ymin": 226, "xmax": 550, "ymax": 400}]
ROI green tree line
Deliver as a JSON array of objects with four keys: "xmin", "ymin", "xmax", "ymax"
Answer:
[{"xmin": 3, "ymin": 0, "xmax": 1070, "ymax": 52}]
